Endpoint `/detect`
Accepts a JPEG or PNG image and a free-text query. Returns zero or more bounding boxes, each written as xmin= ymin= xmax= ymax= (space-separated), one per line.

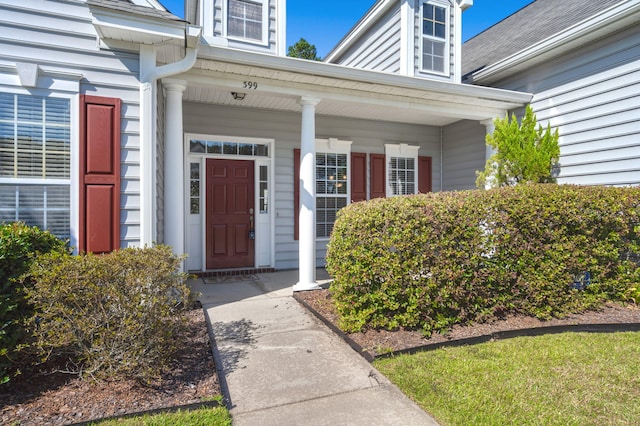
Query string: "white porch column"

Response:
xmin=294 ymin=96 xmax=321 ymax=291
xmin=162 ymin=79 xmax=187 ymax=260
xmin=481 ymin=118 xmax=497 ymax=162
xmin=480 ymin=117 xmax=499 ymax=189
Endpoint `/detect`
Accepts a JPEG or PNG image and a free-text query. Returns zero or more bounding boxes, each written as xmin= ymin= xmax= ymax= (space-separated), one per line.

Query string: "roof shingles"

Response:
xmin=462 ymin=0 xmax=624 ymax=80
xmin=87 ymin=0 xmax=183 ymax=22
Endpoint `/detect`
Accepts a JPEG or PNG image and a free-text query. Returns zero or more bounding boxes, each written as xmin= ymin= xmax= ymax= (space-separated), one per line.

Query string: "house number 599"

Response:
xmin=243 ymin=81 xmax=258 ymax=90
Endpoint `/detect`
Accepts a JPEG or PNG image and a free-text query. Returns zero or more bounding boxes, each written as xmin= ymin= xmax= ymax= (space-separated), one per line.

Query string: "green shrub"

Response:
xmin=0 ymin=222 xmax=68 ymax=384
xmin=326 ymin=185 xmax=640 ymax=335
xmin=24 ymin=245 xmax=191 ymax=381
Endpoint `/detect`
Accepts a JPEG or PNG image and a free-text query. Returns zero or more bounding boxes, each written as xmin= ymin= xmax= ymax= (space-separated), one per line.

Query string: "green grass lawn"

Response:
xmin=374 ymin=332 xmax=640 ymax=426
xmin=90 ymin=406 xmax=231 ymax=426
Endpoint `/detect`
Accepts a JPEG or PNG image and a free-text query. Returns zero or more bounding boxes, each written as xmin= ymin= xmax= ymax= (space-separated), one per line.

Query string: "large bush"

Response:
xmin=24 ymin=245 xmax=191 ymax=381
xmin=326 ymin=185 xmax=640 ymax=334
xmin=0 ymin=222 xmax=68 ymax=384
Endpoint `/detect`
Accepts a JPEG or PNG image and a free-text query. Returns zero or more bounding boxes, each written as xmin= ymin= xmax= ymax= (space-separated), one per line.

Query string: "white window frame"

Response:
xmin=419 ymin=0 xmax=450 ymax=76
xmin=315 ymin=138 xmax=352 ymax=240
xmin=385 ymin=144 xmax=419 ymax=197
xmin=223 ymin=0 xmax=269 ymax=46
xmin=0 ymin=85 xmax=78 ymax=247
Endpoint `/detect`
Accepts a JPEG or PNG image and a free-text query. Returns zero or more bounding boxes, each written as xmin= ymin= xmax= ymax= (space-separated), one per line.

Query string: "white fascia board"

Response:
xmin=276 ymin=0 xmax=287 ymax=55
xmin=471 ymin=0 xmax=640 ymax=84
xmin=324 ymin=0 xmax=396 ymax=63
xmin=198 ymin=44 xmax=532 ymax=105
xmin=91 ymin=8 xmax=186 ymax=45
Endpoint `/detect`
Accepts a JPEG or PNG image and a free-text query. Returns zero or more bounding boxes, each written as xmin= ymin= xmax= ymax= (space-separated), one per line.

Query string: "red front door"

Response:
xmin=206 ymin=159 xmax=255 ymax=269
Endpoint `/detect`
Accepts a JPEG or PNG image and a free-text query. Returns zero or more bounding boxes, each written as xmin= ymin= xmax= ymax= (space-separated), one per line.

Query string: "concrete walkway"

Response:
xmin=190 ymin=269 xmax=439 ymax=426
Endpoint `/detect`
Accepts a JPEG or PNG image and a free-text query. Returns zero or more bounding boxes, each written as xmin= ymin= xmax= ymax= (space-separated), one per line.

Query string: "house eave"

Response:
xmin=194 ymin=44 xmax=532 ymax=124
xmin=201 ymin=44 xmax=531 ymax=104
xmin=467 ymin=0 xmax=640 ymax=85
xmin=89 ymin=5 xmax=187 ymax=46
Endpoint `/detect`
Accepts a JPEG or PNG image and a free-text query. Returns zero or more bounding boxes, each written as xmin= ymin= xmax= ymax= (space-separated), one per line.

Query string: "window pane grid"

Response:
xmin=389 ymin=156 xmax=416 ymax=196
xmin=0 ymin=92 xmax=70 ymax=240
xmin=0 ymin=184 xmax=70 ymax=239
xmin=0 ymin=93 xmax=70 ymax=179
xmin=422 ymin=2 xmax=447 ymax=73
xmin=259 ymin=165 xmax=268 ymax=214
xmin=316 ymin=197 xmax=347 ymax=238
xmin=190 ymin=162 xmax=200 ymax=214
xmin=189 ymin=139 xmax=269 ymax=157
xmin=316 ymin=153 xmax=348 ymax=238
xmin=228 ymin=0 xmax=263 ymax=41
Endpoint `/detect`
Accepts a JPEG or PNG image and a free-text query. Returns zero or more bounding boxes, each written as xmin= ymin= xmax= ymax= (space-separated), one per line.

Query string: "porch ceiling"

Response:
xmin=176 ymin=45 xmax=532 ymax=127
xmin=182 ymin=85 xmax=466 ymax=127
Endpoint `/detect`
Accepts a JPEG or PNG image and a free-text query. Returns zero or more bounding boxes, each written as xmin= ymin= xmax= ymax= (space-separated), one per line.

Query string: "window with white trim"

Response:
xmin=420 ymin=0 xmax=449 ymax=74
xmin=385 ymin=144 xmax=419 ymax=197
xmin=0 ymin=92 xmax=71 ymax=239
xmin=226 ymin=0 xmax=267 ymax=43
xmin=315 ymin=139 xmax=351 ymax=239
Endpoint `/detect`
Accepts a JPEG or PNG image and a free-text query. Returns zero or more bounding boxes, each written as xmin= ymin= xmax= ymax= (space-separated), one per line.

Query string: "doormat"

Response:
xmin=203 ymin=274 xmax=259 ymax=284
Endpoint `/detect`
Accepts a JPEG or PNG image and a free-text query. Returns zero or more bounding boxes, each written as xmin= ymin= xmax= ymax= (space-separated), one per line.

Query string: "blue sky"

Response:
xmin=161 ymin=0 xmax=534 ymax=58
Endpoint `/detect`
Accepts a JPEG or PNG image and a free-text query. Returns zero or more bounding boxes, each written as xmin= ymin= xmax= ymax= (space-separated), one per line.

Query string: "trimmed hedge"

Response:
xmin=24 ymin=246 xmax=191 ymax=381
xmin=326 ymin=185 xmax=640 ymax=335
xmin=0 ymin=223 xmax=68 ymax=384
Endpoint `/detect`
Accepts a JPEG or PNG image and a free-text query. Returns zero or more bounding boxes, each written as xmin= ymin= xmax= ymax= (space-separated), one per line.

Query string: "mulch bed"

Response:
xmin=295 ymin=289 xmax=640 ymax=360
xmin=1 ymin=306 xmax=220 ymax=426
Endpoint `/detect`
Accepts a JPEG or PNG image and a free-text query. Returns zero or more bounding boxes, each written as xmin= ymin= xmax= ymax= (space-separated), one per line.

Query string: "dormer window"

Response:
xmin=420 ymin=0 xmax=449 ymax=75
xmin=226 ymin=0 xmax=268 ymax=44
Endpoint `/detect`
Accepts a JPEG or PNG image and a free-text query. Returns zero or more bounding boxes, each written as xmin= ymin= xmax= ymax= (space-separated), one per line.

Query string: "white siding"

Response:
xmin=0 ymin=0 xmax=142 ymax=247
xmin=441 ymin=120 xmax=485 ymax=191
xmin=490 ymin=25 xmax=640 ymax=187
xmin=332 ymin=6 xmax=402 ymax=73
xmin=183 ymin=103 xmax=441 ymax=269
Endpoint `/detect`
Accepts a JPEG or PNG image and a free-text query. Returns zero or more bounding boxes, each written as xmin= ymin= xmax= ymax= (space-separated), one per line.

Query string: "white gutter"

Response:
xmin=139 ymin=25 xmax=202 ymax=246
xmin=470 ymin=0 xmax=640 ymax=84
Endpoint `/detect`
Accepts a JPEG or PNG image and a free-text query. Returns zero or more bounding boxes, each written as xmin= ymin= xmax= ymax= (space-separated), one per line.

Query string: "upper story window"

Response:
xmin=226 ymin=0 xmax=268 ymax=44
xmin=420 ymin=0 xmax=449 ymax=75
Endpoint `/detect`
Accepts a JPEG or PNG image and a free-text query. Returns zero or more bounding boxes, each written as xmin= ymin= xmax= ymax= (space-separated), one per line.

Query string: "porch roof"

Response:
xmin=176 ymin=44 xmax=532 ymax=127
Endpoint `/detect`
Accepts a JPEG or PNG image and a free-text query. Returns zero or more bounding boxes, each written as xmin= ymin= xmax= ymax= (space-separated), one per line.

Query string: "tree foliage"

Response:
xmin=476 ymin=105 xmax=560 ymax=189
xmin=287 ymin=38 xmax=321 ymax=61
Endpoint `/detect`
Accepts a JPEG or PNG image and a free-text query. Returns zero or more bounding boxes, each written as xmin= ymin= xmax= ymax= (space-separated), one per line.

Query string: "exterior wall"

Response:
xmin=183 ymin=102 xmax=441 ymax=269
xmin=441 ymin=119 xmax=485 ymax=191
xmin=0 ymin=0 xmax=141 ymax=248
xmin=213 ymin=0 xmax=278 ymax=54
xmin=331 ymin=5 xmax=402 ymax=74
xmin=488 ymin=25 xmax=640 ymax=186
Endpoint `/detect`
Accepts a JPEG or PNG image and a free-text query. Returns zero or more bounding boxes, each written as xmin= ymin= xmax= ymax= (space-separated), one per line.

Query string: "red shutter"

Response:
xmin=79 ymin=95 xmax=121 ymax=253
xmin=351 ymin=152 xmax=366 ymax=202
xmin=418 ymin=156 xmax=433 ymax=193
xmin=370 ymin=153 xmax=386 ymax=199
xmin=293 ymin=148 xmax=300 ymax=241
